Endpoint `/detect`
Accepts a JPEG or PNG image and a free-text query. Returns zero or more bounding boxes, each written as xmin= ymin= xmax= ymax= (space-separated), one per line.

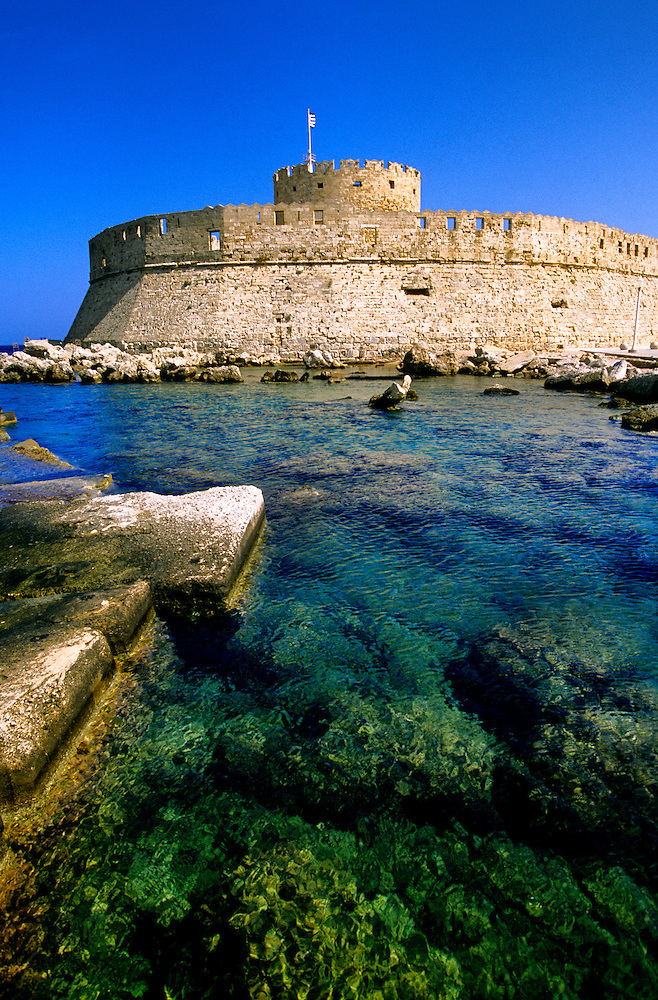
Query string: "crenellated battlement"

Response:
xmin=273 ymin=159 xmax=420 ymax=213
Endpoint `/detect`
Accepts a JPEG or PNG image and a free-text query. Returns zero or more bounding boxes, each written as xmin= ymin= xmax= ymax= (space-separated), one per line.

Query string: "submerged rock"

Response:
xmin=9 ymin=439 xmax=73 ymax=468
xmin=483 ymin=384 xmax=520 ymax=396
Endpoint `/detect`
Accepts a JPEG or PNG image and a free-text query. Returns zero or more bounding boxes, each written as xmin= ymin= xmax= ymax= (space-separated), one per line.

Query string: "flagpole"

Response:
xmin=307 ymin=108 xmax=313 ymax=171
xmin=306 ymin=109 xmax=316 ymax=171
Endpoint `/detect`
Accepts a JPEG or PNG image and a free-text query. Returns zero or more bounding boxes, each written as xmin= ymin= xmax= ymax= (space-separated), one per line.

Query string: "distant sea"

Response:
xmin=2 ymin=372 xmax=658 ymax=998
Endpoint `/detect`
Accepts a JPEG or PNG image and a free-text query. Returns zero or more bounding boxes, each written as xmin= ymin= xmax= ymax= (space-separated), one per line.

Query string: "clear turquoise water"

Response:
xmin=2 ymin=372 xmax=658 ymax=999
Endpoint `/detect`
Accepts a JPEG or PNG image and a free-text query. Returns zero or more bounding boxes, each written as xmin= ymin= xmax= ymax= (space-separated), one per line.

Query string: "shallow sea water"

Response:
xmin=2 ymin=371 xmax=658 ymax=998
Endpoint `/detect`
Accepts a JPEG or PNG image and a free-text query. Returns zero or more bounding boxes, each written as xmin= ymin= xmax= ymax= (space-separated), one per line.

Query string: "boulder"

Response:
xmin=620 ymin=403 xmax=658 ymax=432
xmin=399 ymin=346 xmax=459 ymax=376
xmin=369 ymin=375 xmax=412 ymax=410
xmin=303 ymin=349 xmax=334 ymax=368
xmin=612 ymin=373 xmax=658 ymax=404
xmin=545 ymin=365 xmax=610 ymax=393
xmin=196 ymin=365 xmax=243 ymax=384
xmin=498 ymin=349 xmax=536 ymax=375
xmin=608 ymin=359 xmax=628 ymax=384
xmin=261 ymin=369 xmax=300 ymax=383
xmin=0 ymin=410 xmax=17 ymax=425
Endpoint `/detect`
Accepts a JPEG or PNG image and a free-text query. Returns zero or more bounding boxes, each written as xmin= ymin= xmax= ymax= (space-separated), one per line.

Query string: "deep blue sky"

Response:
xmin=3 ymin=0 xmax=658 ymax=343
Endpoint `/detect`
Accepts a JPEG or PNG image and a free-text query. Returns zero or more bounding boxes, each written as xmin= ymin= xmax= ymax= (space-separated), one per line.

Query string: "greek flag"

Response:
xmin=308 ymin=110 xmax=316 ymax=128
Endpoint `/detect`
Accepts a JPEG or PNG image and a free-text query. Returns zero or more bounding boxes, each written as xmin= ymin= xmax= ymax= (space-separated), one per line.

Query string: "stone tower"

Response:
xmin=273 ymin=159 xmax=421 ymax=213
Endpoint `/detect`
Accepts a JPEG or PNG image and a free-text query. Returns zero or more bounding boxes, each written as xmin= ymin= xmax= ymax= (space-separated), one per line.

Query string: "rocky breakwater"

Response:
xmin=0 ymin=446 xmax=265 ymax=801
xmin=399 ymin=344 xmax=550 ymax=379
xmin=0 ymin=340 xmax=243 ymax=385
xmin=542 ymin=351 xmax=658 ymax=431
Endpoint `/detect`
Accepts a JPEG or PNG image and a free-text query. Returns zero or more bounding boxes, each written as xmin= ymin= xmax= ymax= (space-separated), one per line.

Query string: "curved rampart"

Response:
xmin=67 ymin=166 xmax=658 ymax=358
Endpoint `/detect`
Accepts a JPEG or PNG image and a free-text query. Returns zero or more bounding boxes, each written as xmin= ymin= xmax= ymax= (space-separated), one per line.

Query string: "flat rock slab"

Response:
xmin=0 ymin=485 xmax=265 ymax=613
xmin=0 ymin=581 xmax=152 ymax=653
xmin=0 ymin=583 xmax=153 ymax=799
xmin=0 ymin=473 xmax=113 ymax=507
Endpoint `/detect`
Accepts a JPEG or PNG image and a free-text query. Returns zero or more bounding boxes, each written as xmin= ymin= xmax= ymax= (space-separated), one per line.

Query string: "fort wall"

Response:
xmin=67 ymin=160 xmax=658 ymax=358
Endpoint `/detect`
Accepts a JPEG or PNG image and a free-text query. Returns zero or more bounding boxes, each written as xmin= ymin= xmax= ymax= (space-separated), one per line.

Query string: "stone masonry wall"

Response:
xmin=68 ymin=159 xmax=658 ymax=358
xmin=70 ymin=258 xmax=658 ymax=361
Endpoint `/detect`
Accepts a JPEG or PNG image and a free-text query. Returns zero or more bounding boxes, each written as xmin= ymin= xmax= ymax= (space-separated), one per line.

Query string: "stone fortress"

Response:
xmin=66 ymin=158 xmax=658 ymax=361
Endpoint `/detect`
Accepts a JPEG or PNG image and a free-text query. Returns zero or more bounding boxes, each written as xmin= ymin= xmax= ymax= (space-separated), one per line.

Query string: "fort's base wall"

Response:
xmin=67 ymin=260 xmax=658 ymax=360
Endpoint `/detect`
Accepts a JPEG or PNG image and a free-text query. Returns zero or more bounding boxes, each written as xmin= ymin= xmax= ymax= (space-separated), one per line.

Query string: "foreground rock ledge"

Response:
xmin=0 ymin=582 xmax=152 ymax=800
xmin=0 ymin=485 xmax=266 ymax=613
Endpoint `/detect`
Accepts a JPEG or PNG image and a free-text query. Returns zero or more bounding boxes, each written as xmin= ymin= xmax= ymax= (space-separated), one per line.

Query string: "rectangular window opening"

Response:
xmin=136 ymin=225 xmax=141 ymax=237
xmin=618 ymin=241 xmax=623 ymax=253
xmin=447 ymin=217 xmax=456 ymax=230
xmin=160 ymin=218 xmax=167 ymax=235
xmin=209 ymin=231 xmax=221 ymax=250
xmin=645 ymin=246 xmax=649 ymax=257
xmin=503 ymin=218 xmax=512 ymax=231
xmin=292 ymin=186 xmax=296 ymax=192
xmin=627 ymin=242 xmax=631 ymax=254
xmin=317 ymin=182 xmax=323 ymax=189
xmin=635 ymin=244 xmax=639 ymax=256
xmin=122 ymin=230 xmax=127 ymax=241
xmin=353 ymin=181 xmax=362 ymax=187
xmin=419 ymin=217 xmax=426 ymax=229
xmin=257 ymin=211 xmax=261 ymax=223
xmin=599 ymin=238 xmax=604 ymax=249
xmin=404 ymin=287 xmax=430 ymax=296
xmin=314 ymin=209 xmax=324 ymax=225
xmin=275 ymin=211 xmax=285 ymax=225
xmin=389 ymin=180 xmax=395 ymax=189
xmin=476 ymin=218 xmax=484 ymax=230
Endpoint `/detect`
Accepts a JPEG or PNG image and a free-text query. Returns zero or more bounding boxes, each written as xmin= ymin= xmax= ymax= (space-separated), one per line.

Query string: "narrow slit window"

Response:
xmin=476 ymin=218 xmax=484 ymax=230
xmin=275 ymin=211 xmax=285 ymax=225
xmin=257 ymin=211 xmax=261 ymax=223
xmin=627 ymin=243 xmax=631 ymax=254
xmin=136 ymin=225 xmax=141 ymax=237
xmin=160 ymin=218 xmax=167 ymax=235
xmin=599 ymin=238 xmax=604 ymax=249
xmin=447 ymin=217 xmax=456 ymax=230
xmin=645 ymin=246 xmax=649 ymax=257
xmin=209 ymin=230 xmax=221 ymax=249
xmin=122 ymin=230 xmax=126 ymax=241
xmin=503 ymin=218 xmax=512 ymax=231
xmin=635 ymin=244 xmax=639 ymax=256
xmin=619 ymin=241 xmax=623 ymax=253
xmin=419 ymin=217 xmax=427 ymax=229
